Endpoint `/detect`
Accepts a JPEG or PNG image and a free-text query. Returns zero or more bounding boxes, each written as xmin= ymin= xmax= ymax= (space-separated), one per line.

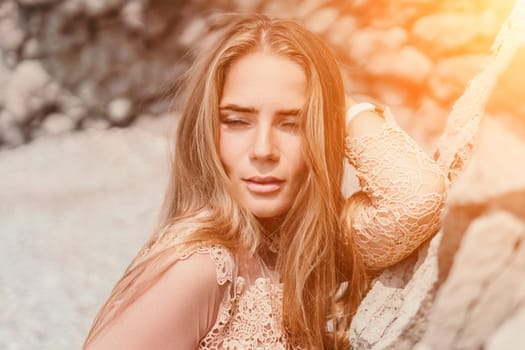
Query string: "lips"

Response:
xmin=243 ymin=176 xmax=284 ymax=194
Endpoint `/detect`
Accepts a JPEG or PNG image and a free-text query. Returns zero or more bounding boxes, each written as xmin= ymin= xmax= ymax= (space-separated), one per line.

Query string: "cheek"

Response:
xmin=290 ymin=142 xmax=309 ymax=181
xmin=218 ymin=133 xmax=237 ymax=175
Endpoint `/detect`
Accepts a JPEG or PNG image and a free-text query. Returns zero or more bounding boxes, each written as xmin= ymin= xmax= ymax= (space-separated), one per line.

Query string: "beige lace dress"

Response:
xmin=166 ymin=108 xmax=447 ymax=349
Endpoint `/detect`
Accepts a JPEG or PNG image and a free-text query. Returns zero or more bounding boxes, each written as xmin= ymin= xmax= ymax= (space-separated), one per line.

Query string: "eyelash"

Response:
xmin=220 ymin=116 xmax=300 ymax=131
xmin=221 ymin=118 xmax=250 ymax=127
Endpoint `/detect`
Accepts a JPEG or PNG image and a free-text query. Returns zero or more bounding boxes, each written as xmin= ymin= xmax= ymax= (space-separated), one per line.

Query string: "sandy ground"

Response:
xmin=0 ymin=118 xmax=174 ymax=350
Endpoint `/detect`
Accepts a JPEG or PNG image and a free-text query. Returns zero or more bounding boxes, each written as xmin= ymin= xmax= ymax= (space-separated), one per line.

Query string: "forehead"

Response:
xmin=220 ymin=52 xmax=307 ymax=111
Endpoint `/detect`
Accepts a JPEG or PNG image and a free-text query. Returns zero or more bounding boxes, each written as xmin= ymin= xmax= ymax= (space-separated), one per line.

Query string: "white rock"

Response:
xmin=77 ymin=81 xmax=98 ymax=107
xmin=412 ymin=97 xmax=448 ymax=151
xmin=417 ymin=211 xmax=525 ymax=349
xmin=367 ymin=46 xmax=432 ymax=84
xmin=305 ymin=7 xmax=339 ymax=34
xmin=82 ymin=117 xmax=110 ymax=130
xmin=347 ymin=27 xmax=408 ymax=62
xmin=41 ymin=113 xmax=75 ymax=136
xmin=57 ymin=0 xmax=85 ymax=18
xmin=485 ymin=305 xmax=525 ymax=350
xmin=446 ymin=116 xmax=525 ymax=206
xmin=429 ymin=54 xmax=489 ymax=102
xmin=178 ymin=17 xmax=208 ymax=47
xmin=84 ymin=0 xmax=124 ymax=17
xmin=21 ymin=38 xmax=41 ymax=59
xmin=58 ymin=93 xmax=86 ymax=123
xmin=0 ymin=11 xmax=25 ymax=52
xmin=292 ymin=0 xmax=327 ymax=18
xmin=326 ymin=16 xmax=357 ymax=48
xmin=412 ymin=13 xmax=478 ymax=54
xmin=120 ymin=1 xmax=144 ymax=32
xmin=232 ymin=0 xmax=262 ymax=13
xmin=108 ymin=98 xmax=132 ymax=124
xmin=16 ymin=0 xmax=60 ymax=5
xmin=5 ymin=60 xmax=53 ymax=122
xmin=0 ymin=52 xmax=12 ymax=107
xmin=0 ymin=110 xmax=24 ymax=147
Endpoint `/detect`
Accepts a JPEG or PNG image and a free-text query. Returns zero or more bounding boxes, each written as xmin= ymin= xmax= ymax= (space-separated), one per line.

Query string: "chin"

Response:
xmin=248 ymin=203 xmax=289 ymax=219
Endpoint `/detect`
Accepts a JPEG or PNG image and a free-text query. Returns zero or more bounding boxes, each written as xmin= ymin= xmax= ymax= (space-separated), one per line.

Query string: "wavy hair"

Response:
xmin=84 ymin=13 xmax=368 ymax=349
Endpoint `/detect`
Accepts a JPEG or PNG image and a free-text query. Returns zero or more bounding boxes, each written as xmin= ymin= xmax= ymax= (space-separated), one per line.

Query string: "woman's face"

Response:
xmin=219 ymin=51 xmax=308 ymax=220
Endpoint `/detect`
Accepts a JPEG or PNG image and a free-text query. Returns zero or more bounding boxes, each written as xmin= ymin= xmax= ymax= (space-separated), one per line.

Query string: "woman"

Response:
xmin=83 ymin=13 xmax=446 ymax=349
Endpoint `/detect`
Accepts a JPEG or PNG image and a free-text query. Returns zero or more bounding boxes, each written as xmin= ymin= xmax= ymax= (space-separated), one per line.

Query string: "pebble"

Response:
xmin=412 ymin=12 xmax=478 ymax=54
xmin=41 ymin=113 xmax=76 ymax=136
xmin=5 ymin=60 xmax=53 ymax=123
xmin=107 ymin=97 xmax=132 ymax=124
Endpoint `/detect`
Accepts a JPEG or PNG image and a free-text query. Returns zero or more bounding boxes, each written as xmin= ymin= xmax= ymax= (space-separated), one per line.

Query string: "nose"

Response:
xmin=250 ymin=123 xmax=279 ymax=161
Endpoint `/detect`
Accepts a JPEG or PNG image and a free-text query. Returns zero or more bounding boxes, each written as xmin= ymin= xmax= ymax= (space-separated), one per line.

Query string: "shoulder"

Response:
xmin=91 ymin=245 xmax=236 ymax=349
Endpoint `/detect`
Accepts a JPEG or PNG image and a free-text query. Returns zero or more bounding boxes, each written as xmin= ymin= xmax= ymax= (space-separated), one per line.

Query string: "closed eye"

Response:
xmin=279 ymin=119 xmax=301 ymax=132
xmin=220 ymin=117 xmax=251 ymax=129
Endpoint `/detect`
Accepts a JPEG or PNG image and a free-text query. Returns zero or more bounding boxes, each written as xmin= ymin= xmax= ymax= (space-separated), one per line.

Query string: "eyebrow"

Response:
xmin=219 ymin=104 xmax=301 ymax=117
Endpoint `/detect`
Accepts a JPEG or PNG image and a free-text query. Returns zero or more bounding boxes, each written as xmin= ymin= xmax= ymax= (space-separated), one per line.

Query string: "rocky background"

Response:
xmin=1 ymin=0 xmax=524 ymax=349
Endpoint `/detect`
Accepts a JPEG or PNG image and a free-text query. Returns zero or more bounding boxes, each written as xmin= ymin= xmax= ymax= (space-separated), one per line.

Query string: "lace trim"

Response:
xmin=179 ymin=245 xmax=234 ymax=286
xmin=345 ymin=108 xmax=446 ymax=269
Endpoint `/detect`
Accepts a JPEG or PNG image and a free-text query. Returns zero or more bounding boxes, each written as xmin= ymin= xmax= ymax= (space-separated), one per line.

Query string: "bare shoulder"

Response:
xmin=86 ymin=246 xmax=234 ymax=350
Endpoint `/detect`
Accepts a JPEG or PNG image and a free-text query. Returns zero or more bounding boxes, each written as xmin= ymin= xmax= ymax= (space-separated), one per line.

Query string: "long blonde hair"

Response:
xmin=84 ymin=13 xmax=368 ymax=349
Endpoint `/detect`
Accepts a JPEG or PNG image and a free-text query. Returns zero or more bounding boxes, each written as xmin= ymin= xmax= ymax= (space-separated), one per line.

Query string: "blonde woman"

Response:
xmin=83 ymin=13 xmax=446 ymax=349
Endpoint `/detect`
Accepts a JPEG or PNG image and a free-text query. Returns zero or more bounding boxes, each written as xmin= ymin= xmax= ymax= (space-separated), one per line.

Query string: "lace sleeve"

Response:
xmin=345 ymin=108 xmax=447 ymax=270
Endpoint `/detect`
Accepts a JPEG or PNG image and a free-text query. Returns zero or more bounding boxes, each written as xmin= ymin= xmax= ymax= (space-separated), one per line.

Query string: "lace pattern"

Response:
xmin=180 ymin=246 xmax=234 ymax=286
xmin=345 ymin=108 xmax=447 ymax=269
xmin=192 ymin=246 xmax=300 ymax=349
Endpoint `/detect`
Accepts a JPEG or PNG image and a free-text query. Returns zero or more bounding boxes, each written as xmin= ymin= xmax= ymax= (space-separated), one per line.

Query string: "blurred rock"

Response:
xmin=21 ymin=38 xmax=41 ymax=59
xmin=5 ymin=60 xmax=57 ymax=123
xmin=326 ymin=16 xmax=357 ymax=48
xmin=487 ymin=47 xmax=525 ymax=116
xmin=437 ymin=116 xmax=525 ymax=282
xmin=231 ymin=0 xmax=263 ymax=13
xmin=178 ymin=17 xmax=208 ymax=47
xmin=445 ymin=116 xmax=525 ymax=213
xmin=0 ymin=3 xmax=24 ymax=52
xmin=57 ymin=0 xmax=85 ymax=18
xmin=120 ymin=0 xmax=145 ymax=32
xmin=412 ymin=97 xmax=448 ymax=150
xmin=0 ymin=54 xmax=12 ymax=107
xmin=107 ymin=97 xmax=133 ymax=124
xmin=429 ymin=54 xmax=488 ymax=102
xmin=347 ymin=27 xmax=408 ymax=62
xmin=81 ymin=116 xmax=110 ymax=130
xmin=304 ymin=6 xmax=339 ymax=34
xmin=485 ymin=305 xmax=525 ymax=350
xmin=0 ymin=110 xmax=25 ymax=147
xmin=57 ymin=92 xmax=86 ymax=121
xmin=417 ymin=211 xmax=525 ymax=349
xmin=412 ymin=13 xmax=478 ymax=55
xmin=367 ymin=46 xmax=432 ymax=84
xmin=84 ymin=0 xmax=125 ymax=17
xmin=290 ymin=0 xmax=326 ymax=19
xmin=40 ymin=113 xmax=75 ymax=136
xmin=15 ymin=0 xmax=60 ymax=5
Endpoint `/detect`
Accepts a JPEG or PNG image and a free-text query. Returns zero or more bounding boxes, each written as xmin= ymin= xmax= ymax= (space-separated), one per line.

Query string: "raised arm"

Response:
xmin=345 ymin=105 xmax=447 ymax=270
xmin=85 ymin=248 xmax=231 ymax=350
